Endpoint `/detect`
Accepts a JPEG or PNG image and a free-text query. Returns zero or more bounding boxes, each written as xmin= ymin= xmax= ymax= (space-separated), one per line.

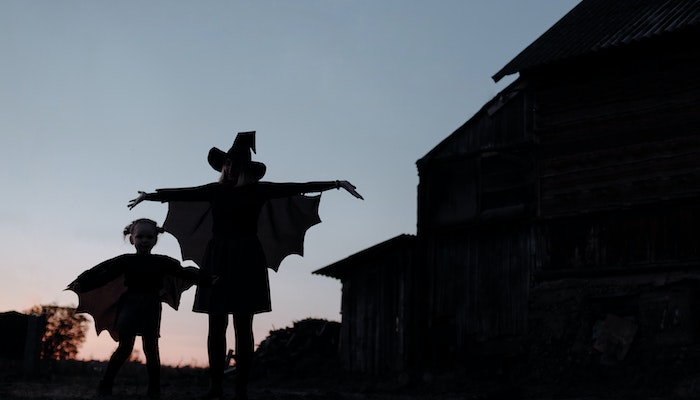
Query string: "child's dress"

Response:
xmin=69 ymin=253 xmax=201 ymax=340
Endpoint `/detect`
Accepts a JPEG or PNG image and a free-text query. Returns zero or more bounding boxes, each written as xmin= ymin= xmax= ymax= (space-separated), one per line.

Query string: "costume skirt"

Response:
xmin=115 ymin=292 xmax=162 ymax=338
xmin=193 ymin=234 xmax=271 ymax=315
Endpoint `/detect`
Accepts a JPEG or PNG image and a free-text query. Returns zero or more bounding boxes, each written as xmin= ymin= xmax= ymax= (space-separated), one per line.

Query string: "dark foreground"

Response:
xmin=3 ymin=359 xmax=699 ymax=400
xmin=0 ymin=360 xmax=484 ymax=400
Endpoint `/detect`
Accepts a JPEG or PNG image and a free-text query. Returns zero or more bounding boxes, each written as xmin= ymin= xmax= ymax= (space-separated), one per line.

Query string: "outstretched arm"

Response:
xmin=128 ymin=183 xmax=217 ymax=209
xmin=260 ymin=180 xmax=363 ymax=200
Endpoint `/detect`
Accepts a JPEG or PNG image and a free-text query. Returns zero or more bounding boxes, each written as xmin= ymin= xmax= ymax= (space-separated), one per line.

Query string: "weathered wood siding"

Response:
xmin=424 ymin=85 xmax=531 ymax=161
xmin=418 ymin=87 xmax=536 ymax=232
xmin=533 ymin=42 xmax=700 ymax=218
xmin=418 ymin=157 xmax=478 ymax=229
xmin=336 ymin=241 xmax=418 ymax=375
xmin=416 ymin=83 xmax=537 ymax=367
xmin=539 ymin=203 xmax=700 ymax=276
xmin=424 ymin=223 xmax=532 ymax=366
xmin=524 ymin=34 xmax=700 ymax=278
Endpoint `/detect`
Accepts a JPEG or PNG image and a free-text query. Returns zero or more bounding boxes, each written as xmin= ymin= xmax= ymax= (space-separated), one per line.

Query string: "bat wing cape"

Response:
xmin=163 ymin=195 xmax=322 ymax=272
xmin=67 ymin=263 xmax=197 ymax=341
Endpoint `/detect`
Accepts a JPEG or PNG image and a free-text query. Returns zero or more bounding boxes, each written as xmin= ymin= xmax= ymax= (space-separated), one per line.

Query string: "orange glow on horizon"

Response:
xmin=76 ymin=321 xmax=273 ymax=368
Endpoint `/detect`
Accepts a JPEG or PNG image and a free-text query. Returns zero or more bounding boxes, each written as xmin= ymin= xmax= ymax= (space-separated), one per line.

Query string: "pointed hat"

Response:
xmin=207 ymin=131 xmax=266 ymax=180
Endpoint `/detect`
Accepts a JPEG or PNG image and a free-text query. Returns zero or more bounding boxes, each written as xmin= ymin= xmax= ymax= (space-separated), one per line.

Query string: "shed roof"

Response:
xmin=313 ymin=234 xmax=416 ymax=279
xmin=492 ymin=0 xmax=700 ymax=82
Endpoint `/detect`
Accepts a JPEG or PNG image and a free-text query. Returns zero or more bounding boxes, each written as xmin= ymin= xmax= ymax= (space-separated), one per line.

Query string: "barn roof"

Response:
xmin=313 ymin=234 xmax=416 ymax=279
xmin=492 ymin=0 xmax=700 ymax=82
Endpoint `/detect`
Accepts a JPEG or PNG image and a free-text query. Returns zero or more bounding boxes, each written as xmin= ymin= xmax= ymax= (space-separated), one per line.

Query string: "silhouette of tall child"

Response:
xmin=128 ymin=131 xmax=362 ymax=400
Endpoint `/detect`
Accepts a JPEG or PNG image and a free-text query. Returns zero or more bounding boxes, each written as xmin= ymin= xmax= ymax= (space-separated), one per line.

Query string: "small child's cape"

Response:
xmin=67 ymin=264 xmax=197 ymax=342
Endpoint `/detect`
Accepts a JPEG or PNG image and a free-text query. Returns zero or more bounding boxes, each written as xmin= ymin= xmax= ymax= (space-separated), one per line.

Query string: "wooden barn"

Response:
xmin=318 ymin=0 xmax=700 ymax=380
xmin=421 ymin=0 xmax=700 ymax=375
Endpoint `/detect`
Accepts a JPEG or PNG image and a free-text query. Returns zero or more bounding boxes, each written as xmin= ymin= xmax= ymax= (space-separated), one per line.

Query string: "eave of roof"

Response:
xmin=492 ymin=0 xmax=700 ymax=82
xmin=313 ymin=234 xmax=417 ymax=279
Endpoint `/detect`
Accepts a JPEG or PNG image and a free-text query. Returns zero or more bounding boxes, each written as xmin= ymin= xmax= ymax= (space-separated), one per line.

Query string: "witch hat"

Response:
xmin=207 ymin=131 xmax=266 ymax=181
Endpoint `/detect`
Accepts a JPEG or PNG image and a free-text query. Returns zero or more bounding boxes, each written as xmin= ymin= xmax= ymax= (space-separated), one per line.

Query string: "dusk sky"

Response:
xmin=1 ymin=0 xmax=579 ymax=366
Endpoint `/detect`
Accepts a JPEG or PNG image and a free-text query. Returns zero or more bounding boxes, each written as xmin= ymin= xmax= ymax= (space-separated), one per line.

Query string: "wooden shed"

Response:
xmin=0 ymin=311 xmax=46 ymax=375
xmin=314 ymin=235 xmax=419 ymax=376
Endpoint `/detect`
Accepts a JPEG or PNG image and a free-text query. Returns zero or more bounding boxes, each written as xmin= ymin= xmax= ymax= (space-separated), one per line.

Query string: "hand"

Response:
xmin=128 ymin=191 xmax=147 ymax=209
xmin=338 ymin=180 xmax=364 ymax=200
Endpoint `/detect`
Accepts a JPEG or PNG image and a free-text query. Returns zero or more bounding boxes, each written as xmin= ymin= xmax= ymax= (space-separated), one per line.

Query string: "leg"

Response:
xmin=232 ymin=313 xmax=254 ymax=400
xmin=205 ymin=313 xmax=228 ymax=399
xmin=100 ymin=334 xmax=136 ymax=395
xmin=142 ymin=336 xmax=161 ymax=398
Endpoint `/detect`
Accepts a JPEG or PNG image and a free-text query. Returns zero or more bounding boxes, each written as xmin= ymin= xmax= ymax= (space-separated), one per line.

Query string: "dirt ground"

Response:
xmin=0 ymin=375 xmax=488 ymax=400
xmin=0 ymin=377 xmax=605 ymax=400
xmin=2 ymin=316 xmax=694 ymax=400
xmin=0 ymin=360 xmax=485 ymax=400
xmin=0 ymin=361 xmax=675 ymax=400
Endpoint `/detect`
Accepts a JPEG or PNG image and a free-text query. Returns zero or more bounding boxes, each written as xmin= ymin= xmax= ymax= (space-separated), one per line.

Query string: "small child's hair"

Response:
xmin=123 ymin=218 xmax=166 ymax=239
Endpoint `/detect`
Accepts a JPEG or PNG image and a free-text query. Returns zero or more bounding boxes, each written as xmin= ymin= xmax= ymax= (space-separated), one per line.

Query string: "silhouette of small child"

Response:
xmin=68 ymin=218 xmax=206 ymax=398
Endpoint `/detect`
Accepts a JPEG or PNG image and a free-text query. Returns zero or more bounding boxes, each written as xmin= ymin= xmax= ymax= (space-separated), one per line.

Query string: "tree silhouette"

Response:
xmin=25 ymin=304 xmax=89 ymax=361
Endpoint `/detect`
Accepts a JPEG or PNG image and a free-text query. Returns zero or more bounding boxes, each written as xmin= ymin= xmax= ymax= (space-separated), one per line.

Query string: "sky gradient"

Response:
xmin=1 ymin=0 xmax=579 ymax=366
